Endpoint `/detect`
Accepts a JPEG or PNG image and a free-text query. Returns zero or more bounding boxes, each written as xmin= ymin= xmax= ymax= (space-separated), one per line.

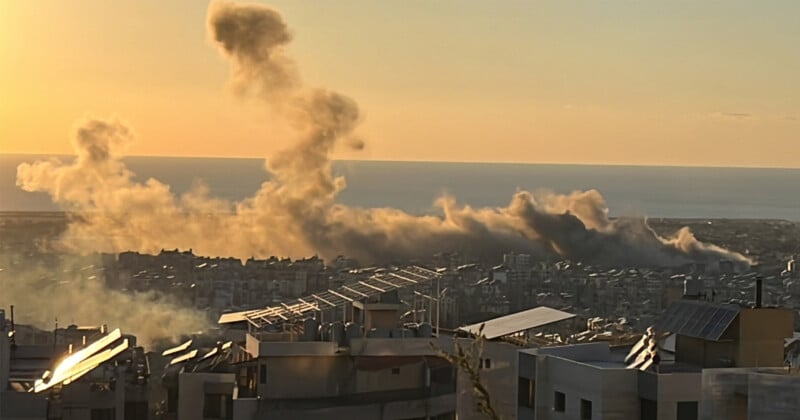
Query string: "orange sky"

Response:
xmin=1 ymin=1 xmax=798 ymax=167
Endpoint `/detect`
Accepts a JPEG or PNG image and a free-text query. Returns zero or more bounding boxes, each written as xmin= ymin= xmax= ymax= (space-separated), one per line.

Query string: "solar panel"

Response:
xmin=654 ymin=300 xmax=739 ymax=341
xmin=162 ymin=339 xmax=192 ymax=356
xmin=219 ymin=266 xmax=442 ymax=329
xmin=33 ymin=330 xmax=129 ymax=393
xmin=170 ymin=349 xmax=198 ymax=365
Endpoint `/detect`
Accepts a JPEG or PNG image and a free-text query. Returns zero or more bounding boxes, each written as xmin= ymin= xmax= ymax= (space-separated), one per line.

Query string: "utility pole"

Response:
xmin=436 ymin=275 xmax=441 ymax=337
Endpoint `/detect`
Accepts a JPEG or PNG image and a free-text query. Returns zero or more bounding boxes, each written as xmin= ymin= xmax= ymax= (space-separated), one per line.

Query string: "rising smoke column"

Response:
xmin=16 ymin=0 xmax=752 ymax=272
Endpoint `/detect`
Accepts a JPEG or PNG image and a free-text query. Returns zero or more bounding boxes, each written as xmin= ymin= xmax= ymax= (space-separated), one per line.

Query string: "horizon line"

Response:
xmin=4 ymin=152 xmax=800 ymax=171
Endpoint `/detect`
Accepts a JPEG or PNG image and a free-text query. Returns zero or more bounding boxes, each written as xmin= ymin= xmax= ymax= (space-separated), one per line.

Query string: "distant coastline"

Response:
xmin=3 ymin=154 xmax=799 ymax=221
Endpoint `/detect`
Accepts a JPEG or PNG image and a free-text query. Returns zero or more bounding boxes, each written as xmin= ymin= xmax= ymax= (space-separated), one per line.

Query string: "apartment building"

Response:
xmin=517 ymin=284 xmax=795 ymax=420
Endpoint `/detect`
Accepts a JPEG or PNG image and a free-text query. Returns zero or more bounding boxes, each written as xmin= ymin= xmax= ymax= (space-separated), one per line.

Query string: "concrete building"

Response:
xmin=517 ymin=292 xmax=795 ymax=420
xmin=1 ymin=309 xmax=149 ymax=420
xmin=235 ymin=326 xmax=457 ymax=420
xmin=213 ymin=266 xmax=574 ymax=420
xmin=701 ymin=367 xmax=800 ymax=419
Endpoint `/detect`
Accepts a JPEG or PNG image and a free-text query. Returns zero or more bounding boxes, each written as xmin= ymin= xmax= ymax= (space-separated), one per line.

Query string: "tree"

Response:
xmin=432 ymin=324 xmax=501 ymax=420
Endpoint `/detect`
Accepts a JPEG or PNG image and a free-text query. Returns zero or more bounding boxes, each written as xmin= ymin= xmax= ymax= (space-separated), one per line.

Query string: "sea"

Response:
xmin=1 ymin=154 xmax=798 ymax=221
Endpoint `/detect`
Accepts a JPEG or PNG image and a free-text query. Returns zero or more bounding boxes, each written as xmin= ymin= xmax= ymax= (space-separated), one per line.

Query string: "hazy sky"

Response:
xmin=1 ymin=1 xmax=798 ymax=167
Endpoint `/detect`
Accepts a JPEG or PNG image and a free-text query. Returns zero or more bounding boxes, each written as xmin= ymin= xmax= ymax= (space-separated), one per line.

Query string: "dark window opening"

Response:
xmin=517 ymin=377 xmax=535 ymax=408
xmin=641 ymin=398 xmax=657 ymax=420
xmin=392 ymin=367 xmax=401 ymax=375
xmin=554 ymin=391 xmax=566 ymax=412
xmin=581 ymin=399 xmax=592 ymax=420
xmin=259 ymin=364 xmax=267 ymax=384
xmin=676 ymin=401 xmax=698 ymax=420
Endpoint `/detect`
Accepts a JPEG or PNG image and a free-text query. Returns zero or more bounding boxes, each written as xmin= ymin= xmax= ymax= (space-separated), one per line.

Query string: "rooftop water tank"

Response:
xmin=331 ymin=321 xmax=345 ymax=346
xmin=417 ymin=322 xmax=433 ymax=338
xmin=302 ymin=318 xmax=320 ymax=341
xmin=345 ymin=322 xmax=361 ymax=339
xmin=320 ymin=323 xmax=331 ymax=342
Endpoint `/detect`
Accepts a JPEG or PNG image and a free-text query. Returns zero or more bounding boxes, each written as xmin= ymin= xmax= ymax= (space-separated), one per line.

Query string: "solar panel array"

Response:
xmin=243 ymin=266 xmax=441 ymax=329
xmin=33 ymin=328 xmax=130 ymax=393
xmin=654 ymin=300 xmax=739 ymax=341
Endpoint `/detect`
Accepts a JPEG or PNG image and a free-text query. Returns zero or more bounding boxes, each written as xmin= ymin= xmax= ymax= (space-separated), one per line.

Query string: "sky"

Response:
xmin=1 ymin=1 xmax=798 ymax=167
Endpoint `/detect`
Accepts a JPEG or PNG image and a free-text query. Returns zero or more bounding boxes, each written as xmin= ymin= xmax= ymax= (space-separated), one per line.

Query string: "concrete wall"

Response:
xmin=59 ymin=382 xmax=126 ymax=420
xmin=0 ymin=325 xmax=8 ymax=393
xmin=246 ymin=333 xmax=339 ymax=357
xmin=456 ymin=340 xmax=519 ymax=420
xmin=536 ymin=342 xmax=610 ymax=361
xmin=525 ymin=343 xmax=642 ymax=420
xmin=0 ymin=392 xmax=47 ymax=420
xmin=350 ymin=337 xmax=446 ymax=356
xmin=241 ymin=393 xmax=455 ymax=420
xmin=736 ymin=308 xmax=793 ymax=368
xmin=654 ymin=371 xmax=702 ymax=420
xmin=747 ymin=371 xmax=800 ymax=419
xmin=701 ymin=368 xmax=800 ymax=420
xmin=258 ymin=355 xmax=352 ymax=399
xmin=178 ymin=372 xmax=235 ymax=420
xmin=599 ymin=369 xmax=640 ymax=420
xmin=365 ymin=308 xmax=402 ymax=331
xmin=355 ymin=361 xmax=426 ymax=394
xmin=675 ymin=336 xmax=705 ymax=366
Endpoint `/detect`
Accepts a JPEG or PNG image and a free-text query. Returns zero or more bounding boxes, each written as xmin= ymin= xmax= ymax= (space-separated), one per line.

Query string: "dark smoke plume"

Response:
xmin=16 ymin=0 xmax=752 ymax=273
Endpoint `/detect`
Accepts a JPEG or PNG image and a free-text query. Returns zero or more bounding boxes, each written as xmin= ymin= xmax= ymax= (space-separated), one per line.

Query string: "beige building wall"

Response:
xmin=178 ymin=372 xmax=235 ymax=420
xmin=456 ymin=339 xmax=520 ymax=420
xmin=355 ymin=361 xmax=426 ymax=394
xmin=257 ymin=356 xmax=351 ymax=399
xmin=736 ymin=308 xmax=793 ymax=368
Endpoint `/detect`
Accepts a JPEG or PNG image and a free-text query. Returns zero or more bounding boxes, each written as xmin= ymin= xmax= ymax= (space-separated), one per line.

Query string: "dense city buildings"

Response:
xmin=1 ymin=213 xmax=799 ymax=419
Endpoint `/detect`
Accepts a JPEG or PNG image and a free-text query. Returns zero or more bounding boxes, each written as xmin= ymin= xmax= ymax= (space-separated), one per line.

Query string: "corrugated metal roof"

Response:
xmin=459 ymin=306 xmax=576 ymax=340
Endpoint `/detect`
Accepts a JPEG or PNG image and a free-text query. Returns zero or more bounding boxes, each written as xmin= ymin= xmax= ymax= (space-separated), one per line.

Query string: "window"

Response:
xmin=517 ymin=377 xmax=535 ymax=408
xmin=581 ymin=399 xmax=592 ymax=420
xmin=481 ymin=358 xmax=492 ymax=369
xmin=553 ymin=391 xmax=566 ymax=412
xmin=259 ymin=364 xmax=267 ymax=384
xmin=676 ymin=401 xmax=698 ymax=420
xmin=392 ymin=367 xmax=401 ymax=375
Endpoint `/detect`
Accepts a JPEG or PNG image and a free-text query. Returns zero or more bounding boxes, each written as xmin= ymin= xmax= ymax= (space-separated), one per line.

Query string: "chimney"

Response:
xmin=755 ymin=276 xmax=763 ymax=308
xmin=9 ymin=305 xmax=15 ymax=346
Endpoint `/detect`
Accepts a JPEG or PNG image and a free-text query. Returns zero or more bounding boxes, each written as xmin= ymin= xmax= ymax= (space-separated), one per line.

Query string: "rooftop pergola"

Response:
xmin=218 ymin=265 xmax=442 ymax=329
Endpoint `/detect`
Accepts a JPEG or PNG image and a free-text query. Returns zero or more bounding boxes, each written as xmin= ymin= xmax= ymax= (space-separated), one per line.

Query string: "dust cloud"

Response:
xmin=16 ymin=1 xmax=752 ymax=273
